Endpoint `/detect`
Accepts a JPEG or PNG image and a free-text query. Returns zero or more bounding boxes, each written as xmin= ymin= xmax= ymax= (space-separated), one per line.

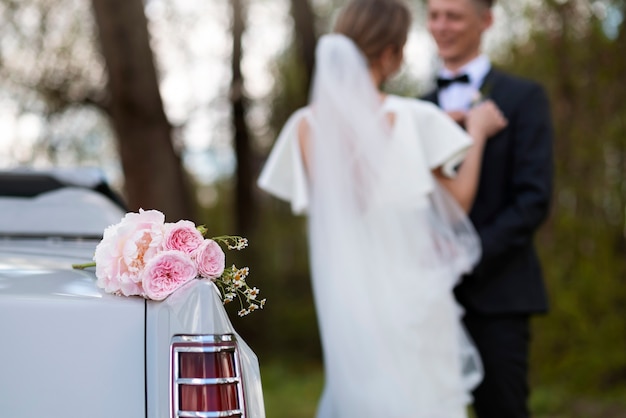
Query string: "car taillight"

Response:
xmin=171 ymin=334 xmax=246 ymax=418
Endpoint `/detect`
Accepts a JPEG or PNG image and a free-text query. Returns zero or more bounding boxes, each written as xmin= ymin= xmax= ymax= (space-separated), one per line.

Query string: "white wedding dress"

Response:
xmin=258 ymin=35 xmax=483 ymax=418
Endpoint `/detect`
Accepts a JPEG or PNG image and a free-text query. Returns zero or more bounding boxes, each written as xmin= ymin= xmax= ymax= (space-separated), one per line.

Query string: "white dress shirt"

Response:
xmin=438 ymin=55 xmax=491 ymax=112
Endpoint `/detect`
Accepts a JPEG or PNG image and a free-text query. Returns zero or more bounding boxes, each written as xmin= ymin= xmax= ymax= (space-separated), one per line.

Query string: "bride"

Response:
xmin=258 ymin=0 xmax=507 ymax=416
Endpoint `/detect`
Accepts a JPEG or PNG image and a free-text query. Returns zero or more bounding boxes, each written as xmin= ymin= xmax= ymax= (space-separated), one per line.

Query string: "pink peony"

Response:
xmin=141 ymin=250 xmax=198 ymax=300
xmin=194 ymin=239 xmax=226 ymax=279
xmin=163 ymin=220 xmax=204 ymax=254
xmin=94 ymin=209 xmax=166 ymax=296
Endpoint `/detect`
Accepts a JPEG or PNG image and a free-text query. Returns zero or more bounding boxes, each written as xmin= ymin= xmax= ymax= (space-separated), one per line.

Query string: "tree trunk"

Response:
xmin=231 ymin=0 xmax=255 ymax=234
xmin=290 ymin=0 xmax=317 ymax=92
xmin=91 ymin=0 xmax=194 ymax=221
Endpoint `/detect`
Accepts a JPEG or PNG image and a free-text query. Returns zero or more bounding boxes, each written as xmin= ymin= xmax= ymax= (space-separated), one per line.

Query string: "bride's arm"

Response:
xmin=435 ymin=100 xmax=507 ymax=212
xmin=298 ymin=118 xmax=312 ymax=174
xmin=434 ymin=131 xmax=487 ymax=212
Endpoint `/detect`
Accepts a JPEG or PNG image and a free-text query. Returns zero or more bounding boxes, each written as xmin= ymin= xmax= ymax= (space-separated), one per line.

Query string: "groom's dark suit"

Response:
xmin=423 ymin=68 xmax=553 ymax=418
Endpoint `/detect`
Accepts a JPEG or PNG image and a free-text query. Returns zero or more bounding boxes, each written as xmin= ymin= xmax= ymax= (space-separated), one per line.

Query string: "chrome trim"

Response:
xmin=176 ymin=377 xmax=240 ymax=385
xmin=175 ymin=346 xmax=237 ymax=353
xmin=178 ymin=411 xmax=242 ymax=417
xmin=173 ymin=335 xmax=235 ymax=344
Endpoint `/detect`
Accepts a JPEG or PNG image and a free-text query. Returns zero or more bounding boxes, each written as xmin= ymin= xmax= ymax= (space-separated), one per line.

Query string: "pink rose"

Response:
xmin=194 ymin=239 xmax=225 ymax=279
xmin=164 ymin=220 xmax=204 ymax=254
xmin=94 ymin=209 xmax=165 ymax=296
xmin=141 ymin=250 xmax=198 ymax=300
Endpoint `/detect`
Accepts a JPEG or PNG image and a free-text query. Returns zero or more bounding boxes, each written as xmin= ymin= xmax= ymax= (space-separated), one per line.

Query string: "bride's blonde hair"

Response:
xmin=333 ymin=0 xmax=411 ymax=65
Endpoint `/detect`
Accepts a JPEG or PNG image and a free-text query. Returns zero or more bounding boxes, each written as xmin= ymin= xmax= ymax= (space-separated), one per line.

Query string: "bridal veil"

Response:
xmin=260 ymin=34 xmax=483 ymax=417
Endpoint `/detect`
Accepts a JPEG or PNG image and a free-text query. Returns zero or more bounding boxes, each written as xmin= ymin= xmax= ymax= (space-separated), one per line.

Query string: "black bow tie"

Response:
xmin=436 ymin=74 xmax=470 ymax=89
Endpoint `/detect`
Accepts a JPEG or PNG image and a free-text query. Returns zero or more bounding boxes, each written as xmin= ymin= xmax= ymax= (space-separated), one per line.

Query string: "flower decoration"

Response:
xmin=73 ymin=209 xmax=264 ymax=316
xmin=470 ymin=80 xmax=493 ymax=108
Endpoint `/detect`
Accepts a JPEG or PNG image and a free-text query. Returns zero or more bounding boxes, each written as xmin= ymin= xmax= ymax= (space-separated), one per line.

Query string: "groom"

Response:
xmin=422 ymin=0 xmax=553 ymax=417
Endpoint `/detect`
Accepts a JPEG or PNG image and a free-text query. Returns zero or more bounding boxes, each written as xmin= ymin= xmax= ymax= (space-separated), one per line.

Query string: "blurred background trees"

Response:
xmin=0 ymin=0 xmax=625 ymax=415
xmin=91 ymin=0 xmax=194 ymax=220
xmin=0 ymin=0 xmax=112 ymax=168
xmin=499 ymin=0 xmax=626 ymax=406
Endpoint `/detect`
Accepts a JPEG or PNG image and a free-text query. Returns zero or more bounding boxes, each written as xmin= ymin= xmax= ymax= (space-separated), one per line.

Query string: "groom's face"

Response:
xmin=427 ymin=0 xmax=493 ymax=70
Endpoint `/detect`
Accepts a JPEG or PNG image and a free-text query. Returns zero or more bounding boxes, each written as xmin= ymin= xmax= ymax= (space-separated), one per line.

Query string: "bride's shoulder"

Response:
xmin=278 ymin=107 xmax=311 ymax=136
xmin=385 ymin=95 xmax=443 ymax=116
xmin=284 ymin=107 xmax=311 ymax=124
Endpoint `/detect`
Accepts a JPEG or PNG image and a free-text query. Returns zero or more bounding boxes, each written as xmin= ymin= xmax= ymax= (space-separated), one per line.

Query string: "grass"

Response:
xmin=530 ymin=385 xmax=626 ymax=418
xmin=260 ymin=359 xmax=323 ymax=418
xmin=259 ymin=359 xmax=626 ymax=418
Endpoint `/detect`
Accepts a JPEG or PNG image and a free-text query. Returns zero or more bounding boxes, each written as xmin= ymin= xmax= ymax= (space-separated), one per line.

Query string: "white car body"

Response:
xmin=0 ymin=172 xmax=265 ymax=418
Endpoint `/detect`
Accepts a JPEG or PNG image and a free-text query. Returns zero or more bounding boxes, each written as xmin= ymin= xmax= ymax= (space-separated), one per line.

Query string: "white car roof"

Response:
xmin=0 ymin=187 xmax=124 ymax=237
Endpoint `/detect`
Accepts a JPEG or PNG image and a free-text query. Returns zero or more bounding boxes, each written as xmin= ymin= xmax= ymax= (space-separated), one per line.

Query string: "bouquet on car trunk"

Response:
xmin=73 ymin=209 xmax=264 ymax=316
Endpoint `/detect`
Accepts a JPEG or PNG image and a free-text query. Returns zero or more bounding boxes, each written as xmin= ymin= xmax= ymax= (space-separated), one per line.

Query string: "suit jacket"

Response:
xmin=423 ymin=68 xmax=553 ymax=315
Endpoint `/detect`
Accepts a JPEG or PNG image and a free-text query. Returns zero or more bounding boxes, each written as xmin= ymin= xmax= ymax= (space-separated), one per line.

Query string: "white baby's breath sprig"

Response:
xmin=207 ymin=236 xmax=265 ymax=316
xmin=214 ymin=264 xmax=265 ymax=316
xmin=211 ymin=235 xmax=249 ymax=250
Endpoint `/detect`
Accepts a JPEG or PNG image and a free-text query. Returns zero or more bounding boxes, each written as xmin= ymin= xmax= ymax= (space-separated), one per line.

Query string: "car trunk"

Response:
xmin=0 ymin=241 xmax=147 ymax=418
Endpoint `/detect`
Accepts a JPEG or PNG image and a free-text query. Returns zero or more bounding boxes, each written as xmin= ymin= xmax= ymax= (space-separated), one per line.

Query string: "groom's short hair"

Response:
xmin=473 ymin=0 xmax=495 ymax=8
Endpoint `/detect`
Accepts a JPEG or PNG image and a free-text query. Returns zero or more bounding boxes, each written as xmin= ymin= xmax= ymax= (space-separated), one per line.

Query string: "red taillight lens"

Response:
xmin=171 ymin=334 xmax=245 ymax=418
xmin=179 ymin=350 xmax=235 ymax=379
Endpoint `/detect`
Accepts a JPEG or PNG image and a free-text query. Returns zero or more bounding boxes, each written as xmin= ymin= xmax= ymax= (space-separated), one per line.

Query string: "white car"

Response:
xmin=0 ymin=169 xmax=265 ymax=418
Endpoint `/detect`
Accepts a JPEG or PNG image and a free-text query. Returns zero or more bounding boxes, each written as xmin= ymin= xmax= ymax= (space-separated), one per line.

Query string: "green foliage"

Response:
xmin=196 ymin=179 xmax=322 ymax=362
xmin=499 ymin=1 xmax=626 ymax=398
xmin=266 ymin=45 xmax=310 ymax=145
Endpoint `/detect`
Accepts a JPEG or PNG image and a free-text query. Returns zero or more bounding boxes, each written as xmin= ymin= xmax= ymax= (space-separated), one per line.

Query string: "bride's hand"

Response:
xmin=446 ymin=110 xmax=466 ymax=126
xmin=465 ymin=100 xmax=508 ymax=141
